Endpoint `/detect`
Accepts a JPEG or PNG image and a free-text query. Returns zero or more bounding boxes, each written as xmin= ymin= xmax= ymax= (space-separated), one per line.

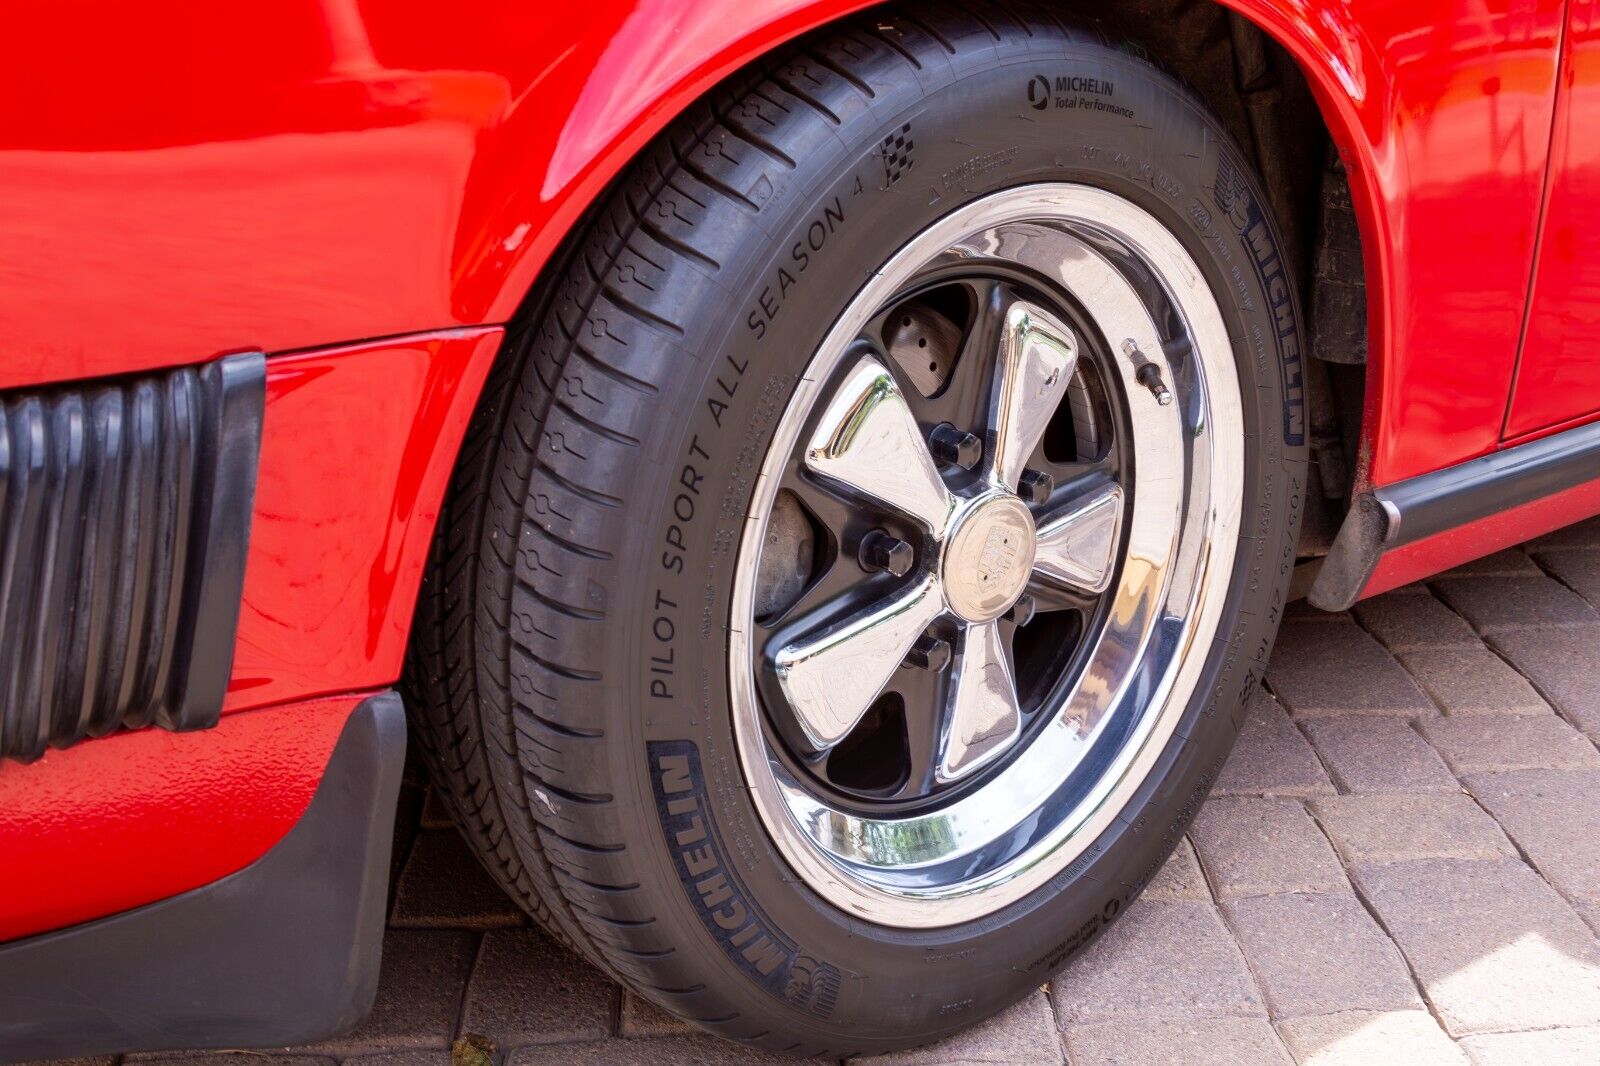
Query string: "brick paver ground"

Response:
xmin=60 ymin=524 xmax=1600 ymax=1065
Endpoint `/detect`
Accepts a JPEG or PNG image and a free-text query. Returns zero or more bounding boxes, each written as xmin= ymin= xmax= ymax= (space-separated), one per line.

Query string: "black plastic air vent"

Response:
xmin=0 ymin=352 xmax=265 ymax=763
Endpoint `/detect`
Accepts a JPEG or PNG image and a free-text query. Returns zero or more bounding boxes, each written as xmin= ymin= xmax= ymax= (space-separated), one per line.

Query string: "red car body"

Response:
xmin=2 ymin=0 xmax=1598 ymax=1052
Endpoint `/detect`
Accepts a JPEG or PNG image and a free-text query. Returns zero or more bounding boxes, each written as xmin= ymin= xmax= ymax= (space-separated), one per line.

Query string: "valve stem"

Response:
xmin=1123 ymin=339 xmax=1174 ymax=406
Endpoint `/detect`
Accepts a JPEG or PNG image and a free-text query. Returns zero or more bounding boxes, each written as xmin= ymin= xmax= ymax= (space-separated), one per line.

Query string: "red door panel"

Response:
xmin=1506 ymin=0 xmax=1600 ymax=438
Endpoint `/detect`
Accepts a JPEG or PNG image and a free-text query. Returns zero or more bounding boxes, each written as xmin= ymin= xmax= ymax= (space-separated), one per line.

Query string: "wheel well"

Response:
xmin=1049 ymin=0 xmax=1367 ymax=563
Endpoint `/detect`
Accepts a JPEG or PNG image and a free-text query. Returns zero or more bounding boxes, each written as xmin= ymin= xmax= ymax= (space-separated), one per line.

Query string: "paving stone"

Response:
xmin=1528 ymin=515 xmax=1600 ymax=550
xmin=1466 ymin=769 xmax=1600 ymax=904
xmin=1141 ymin=837 xmax=1211 ymax=901
xmin=1276 ymin=1011 xmax=1466 ymax=1065
xmin=343 ymin=1054 xmax=450 ymax=1066
xmin=1310 ymin=794 xmax=1515 ymax=864
xmin=1534 ymin=547 xmax=1600 ymax=609
xmin=1222 ymin=892 xmax=1420 ymax=1017
xmin=1286 ymin=598 xmax=1350 ymax=624
xmin=861 ymin=990 xmax=1064 ymax=1064
xmin=1488 ymin=625 xmax=1600 ymax=734
xmin=1353 ymin=590 xmax=1479 ymax=653
xmin=1214 ymin=690 xmax=1335 ymax=798
xmin=1349 ymin=858 xmax=1600 ymax=1035
xmin=1434 ymin=575 xmax=1600 ymax=634
xmin=1440 ymin=549 xmax=1542 ymax=578
xmin=1580 ymin=900 xmax=1600 ymax=939
xmin=1189 ymin=798 xmax=1346 ymax=899
xmin=1301 ymin=717 xmax=1458 ymax=794
xmin=1397 ymin=646 xmax=1550 ymax=716
xmin=460 ymin=929 xmax=616 ymax=1048
xmin=619 ymin=991 xmax=697 ymax=1037
xmin=1459 ymin=1026 xmax=1600 ymax=1065
xmin=132 ymin=1058 xmax=332 ymax=1066
xmin=1051 ymin=901 xmax=1263 ymax=1022
xmin=297 ymin=929 xmax=478 ymax=1052
xmin=1063 ymin=1017 xmax=1290 ymax=1065
xmin=1419 ymin=714 xmax=1600 ymax=774
xmin=390 ymin=829 xmax=526 ymax=929
xmin=1267 ymin=621 xmax=1433 ymax=718
xmin=509 ymin=1037 xmax=786 ymax=1064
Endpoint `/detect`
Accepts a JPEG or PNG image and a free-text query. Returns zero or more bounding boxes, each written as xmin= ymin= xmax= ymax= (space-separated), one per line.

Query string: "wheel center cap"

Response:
xmin=942 ymin=493 xmax=1037 ymax=622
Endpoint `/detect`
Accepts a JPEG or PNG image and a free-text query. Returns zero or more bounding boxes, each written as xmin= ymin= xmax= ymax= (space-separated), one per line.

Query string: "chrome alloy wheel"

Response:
xmin=730 ymin=185 xmax=1244 ymax=926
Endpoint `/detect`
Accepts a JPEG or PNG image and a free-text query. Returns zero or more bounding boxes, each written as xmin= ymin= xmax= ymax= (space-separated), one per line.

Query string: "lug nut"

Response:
xmin=1018 ymin=468 xmax=1054 ymax=504
xmin=859 ymin=529 xmax=914 ymax=577
xmin=929 ymin=423 xmax=981 ymax=470
xmin=904 ymin=635 xmax=952 ymax=671
xmin=1005 ymin=593 xmax=1036 ymax=626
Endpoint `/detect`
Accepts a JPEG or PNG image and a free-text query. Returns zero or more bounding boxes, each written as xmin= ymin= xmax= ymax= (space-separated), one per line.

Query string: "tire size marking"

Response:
xmin=1078 ymin=144 xmax=1183 ymax=204
xmin=649 ymin=739 xmax=841 ymax=1017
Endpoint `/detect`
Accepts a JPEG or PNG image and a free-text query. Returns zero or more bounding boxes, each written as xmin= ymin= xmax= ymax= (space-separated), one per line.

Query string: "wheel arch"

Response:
xmin=453 ymin=0 xmax=1386 ymax=486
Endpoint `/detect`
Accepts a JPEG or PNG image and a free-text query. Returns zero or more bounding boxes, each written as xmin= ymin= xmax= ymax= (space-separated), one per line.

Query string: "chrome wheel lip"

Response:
xmin=730 ymin=184 xmax=1244 ymax=927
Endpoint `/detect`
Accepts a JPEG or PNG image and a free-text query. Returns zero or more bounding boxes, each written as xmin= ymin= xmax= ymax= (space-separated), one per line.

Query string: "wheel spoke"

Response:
xmin=772 ymin=575 xmax=945 ymax=753
xmin=988 ymin=300 xmax=1080 ymax=489
xmin=936 ymin=620 xmax=1021 ymax=782
xmin=805 ymin=354 xmax=955 ymax=536
xmin=1033 ymin=481 xmax=1124 ymax=595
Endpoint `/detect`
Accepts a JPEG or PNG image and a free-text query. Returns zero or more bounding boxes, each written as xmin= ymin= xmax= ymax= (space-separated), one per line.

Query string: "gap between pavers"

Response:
xmin=860 ymin=991 xmax=1064 ymax=1065
xmin=1221 ymin=891 xmax=1422 ymax=1018
xmin=459 ymin=928 xmax=617 ymax=1049
xmin=1465 ymin=768 xmax=1600 ymax=909
xmin=1433 ymin=575 xmax=1600 ymax=635
xmin=1396 ymin=645 xmax=1551 ymax=717
xmin=1214 ymin=690 xmax=1336 ymax=798
xmin=1050 ymin=900 xmax=1265 ymax=1024
xmin=1267 ymin=621 xmax=1434 ymax=718
xmin=1531 ymin=547 xmax=1600 ymax=609
xmin=1419 ymin=714 xmax=1600 ymax=774
xmin=1487 ymin=625 xmax=1600 ymax=737
xmin=1299 ymin=718 xmax=1457 ymax=794
xmin=1456 ymin=1026 xmax=1600 ymax=1066
xmin=1353 ymin=588 xmax=1479 ymax=654
xmin=1348 ymin=858 xmax=1600 ymax=1037
xmin=1275 ymin=1010 xmax=1465 ymax=1065
xmin=1062 ymin=1016 xmax=1292 ymax=1066
xmin=1308 ymin=793 xmax=1516 ymax=866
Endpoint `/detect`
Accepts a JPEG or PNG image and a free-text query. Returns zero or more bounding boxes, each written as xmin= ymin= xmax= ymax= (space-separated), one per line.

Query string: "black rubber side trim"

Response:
xmin=0 ymin=351 xmax=266 ymax=763
xmin=0 ymin=691 xmax=405 ymax=1063
xmin=1309 ymin=417 xmax=1600 ymax=609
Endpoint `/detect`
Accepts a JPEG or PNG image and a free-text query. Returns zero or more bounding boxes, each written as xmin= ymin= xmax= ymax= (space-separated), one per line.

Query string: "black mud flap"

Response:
xmin=0 ymin=691 xmax=405 ymax=1062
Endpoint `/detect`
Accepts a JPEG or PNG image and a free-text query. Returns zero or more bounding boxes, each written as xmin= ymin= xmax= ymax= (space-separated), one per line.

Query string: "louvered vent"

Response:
xmin=0 ymin=352 xmax=264 ymax=763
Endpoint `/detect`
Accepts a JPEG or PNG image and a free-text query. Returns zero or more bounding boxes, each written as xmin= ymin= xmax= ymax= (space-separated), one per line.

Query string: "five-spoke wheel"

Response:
xmin=764 ymin=298 xmax=1126 ymax=789
xmin=731 ymin=185 xmax=1242 ymax=925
